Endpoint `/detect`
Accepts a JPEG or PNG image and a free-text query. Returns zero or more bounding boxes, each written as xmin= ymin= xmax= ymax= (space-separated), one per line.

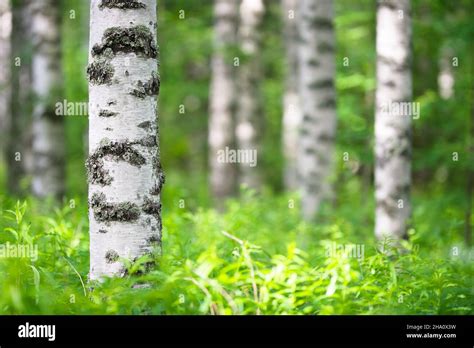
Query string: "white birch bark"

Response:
xmin=297 ymin=0 xmax=337 ymax=220
xmin=438 ymin=45 xmax=454 ymax=100
xmin=209 ymin=0 xmax=239 ymax=203
xmin=282 ymin=0 xmax=301 ymax=191
xmin=29 ymin=0 xmax=65 ymax=199
xmin=235 ymin=0 xmax=265 ymax=190
xmin=0 ymin=0 xmax=11 ymax=156
xmin=87 ymin=0 xmax=163 ymax=280
xmin=375 ymin=0 xmax=412 ymax=240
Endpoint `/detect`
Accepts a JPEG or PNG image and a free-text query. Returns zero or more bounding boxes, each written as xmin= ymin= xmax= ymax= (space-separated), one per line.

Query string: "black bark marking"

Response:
xmin=377 ymin=199 xmax=398 ymax=217
xmin=142 ymin=196 xmax=161 ymax=215
xmin=151 ymin=174 xmax=165 ymax=195
xmin=303 ymin=114 xmax=317 ymax=124
xmin=147 ymin=234 xmax=161 ymax=245
xmin=91 ymin=192 xmax=140 ymax=222
xmin=307 ymin=58 xmax=320 ymax=67
xmin=92 ymin=26 xmax=157 ymax=59
xmin=105 ymin=250 xmax=120 ymax=263
xmin=99 ymin=0 xmax=146 ymax=10
xmin=318 ymin=133 xmax=335 ymax=142
xmin=151 ymin=157 xmax=165 ymax=195
xmin=306 ymin=182 xmax=321 ymax=194
xmin=308 ymin=79 xmax=334 ymax=90
xmin=85 ymin=157 xmax=113 ymax=186
xmin=318 ymin=98 xmax=336 ymax=109
xmin=87 ymin=60 xmax=114 ymax=85
xmin=304 ymin=16 xmax=334 ymax=30
xmin=377 ymin=0 xmax=405 ymax=12
xmin=377 ymin=190 xmax=408 ymax=219
xmin=130 ymin=71 xmax=160 ymax=99
xmin=300 ymin=128 xmax=310 ymax=136
xmin=317 ymin=41 xmax=335 ymax=54
xmin=376 ymin=134 xmax=411 ymax=169
xmin=93 ymin=140 xmax=146 ymax=166
xmin=383 ymin=80 xmax=396 ymax=88
xmin=98 ymin=229 xmax=108 ymax=234
xmin=137 ymin=121 xmax=152 ymax=130
xmin=377 ymin=55 xmax=411 ymax=72
xmin=150 ymin=180 xmax=163 ymax=195
xmin=99 ymin=109 xmax=118 ymax=117
xmin=135 ymin=135 xmax=157 ymax=147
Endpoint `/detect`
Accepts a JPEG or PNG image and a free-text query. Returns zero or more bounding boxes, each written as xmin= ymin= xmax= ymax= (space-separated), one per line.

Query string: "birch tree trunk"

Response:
xmin=29 ymin=0 xmax=65 ymax=199
xmin=375 ymin=0 xmax=412 ymax=240
xmin=7 ymin=0 xmax=31 ymax=195
xmin=209 ymin=0 xmax=238 ymax=204
xmin=235 ymin=0 xmax=265 ymax=190
xmin=87 ymin=0 xmax=163 ymax=280
xmin=0 ymin=0 xmax=11 ymax=158
xmin=297 ymin=0 xmax=337 ymax=220
xmin=282 ymin=0 xmax=301 ymax=191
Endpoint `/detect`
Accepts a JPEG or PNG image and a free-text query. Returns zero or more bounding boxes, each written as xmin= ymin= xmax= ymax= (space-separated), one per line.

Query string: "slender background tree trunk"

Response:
xmin=235 ymin=0 xmax=265 ymax=190
xmin=87 ymin=0 xmax=163 ymax=280
xmin=7 ymin=0 xmax=31 ymax=195
xmin=29 ymin=0 xmax=65 ymax=199
xmin=209 ymin=0 xmax=239 ymax=205
xmin=374 ymin=0 xmax=412 ymax=240
xmin=0 ymin=0 xmax=11 ymax=161
xmin=297 ymin=0 xmax=337 ymax=220
xmin=282 ymin=0 xmax=301 ymax=191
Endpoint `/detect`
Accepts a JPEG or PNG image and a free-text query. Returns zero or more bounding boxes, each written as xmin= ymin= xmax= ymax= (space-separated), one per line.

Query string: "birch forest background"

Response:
xmin=0 ymin=0 xmax=473 ymax=315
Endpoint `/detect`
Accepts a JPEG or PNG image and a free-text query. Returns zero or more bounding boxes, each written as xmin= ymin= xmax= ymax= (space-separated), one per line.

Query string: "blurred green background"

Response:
xmin=0 ymin=0 xmax=472 ymax=314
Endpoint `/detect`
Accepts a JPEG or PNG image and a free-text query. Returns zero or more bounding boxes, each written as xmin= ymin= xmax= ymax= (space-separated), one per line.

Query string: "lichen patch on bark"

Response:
xmin=130 ymin=71 xmax=160 ymax=98
xmin=93 ymin=139 xmax=146 ymax=166
xmin=105 ymin=249 xmax=120 ymax=263
xmin=86 ymin=157 xmax=113 ymax=186
xmin=99 ymin=0 xmax=146 ymax=10
xmin=147 ymin=234 xmax=161 ymax=244
xmin=91 ymin=192 xmax=141 ymax=222
xmin=92 ymin=26 xmax=157 ymax=59
xmin=136 ymin=135 xmax=157 ymax=147
xmin=142 ymin=196 xmax=161 ymax=215
xmin=151 ymin=157 xmax=165 ymax=195
xmin=150 ymin=171 xmax=165 ymax=195
xmin=87 ymin=60 xmax=114 ymax=85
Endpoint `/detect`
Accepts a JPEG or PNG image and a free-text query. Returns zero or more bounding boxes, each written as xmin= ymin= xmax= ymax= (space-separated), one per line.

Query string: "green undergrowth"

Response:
xmin=0 ymin=188 xmax=472 ymax=315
